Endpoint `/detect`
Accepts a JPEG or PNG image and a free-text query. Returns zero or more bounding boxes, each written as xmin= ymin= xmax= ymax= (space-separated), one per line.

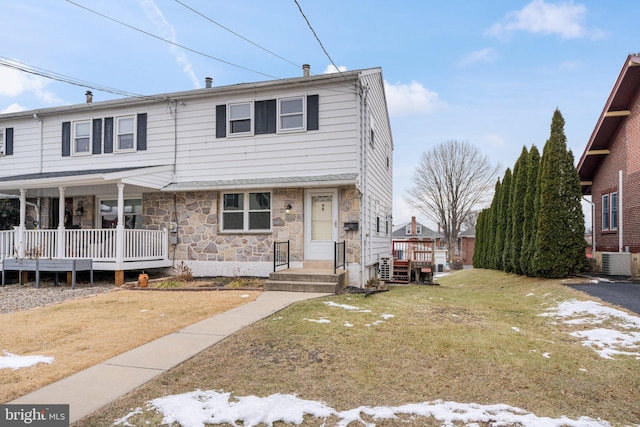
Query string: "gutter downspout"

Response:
xmin=619 ymin=170 xmax=624 ymax=252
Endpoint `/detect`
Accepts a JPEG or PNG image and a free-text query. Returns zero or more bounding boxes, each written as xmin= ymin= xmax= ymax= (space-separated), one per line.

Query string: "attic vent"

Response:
xmin=602 ymin=252 xmax=631 ymax=276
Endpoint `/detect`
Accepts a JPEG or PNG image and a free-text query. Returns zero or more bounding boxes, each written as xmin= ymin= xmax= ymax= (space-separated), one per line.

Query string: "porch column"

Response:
xmin=115 ymin=183 xmax=125 ymax=285
xmin=57 ymin=186 xmax=66 ymax=258
xmin=16 ymin=189 xmax=26 ymax=257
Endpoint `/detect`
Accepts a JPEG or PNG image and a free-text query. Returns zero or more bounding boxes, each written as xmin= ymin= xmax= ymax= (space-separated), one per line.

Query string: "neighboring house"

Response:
xmin=0 ymin=66 xmax=393 ymax=286
xmin=577 ymin=54 xmax=640 ymax=276
xmin=391 ymin=216 xmax=442 ymax=245
xmin=458 ymin=226 xmax=475 ymax=267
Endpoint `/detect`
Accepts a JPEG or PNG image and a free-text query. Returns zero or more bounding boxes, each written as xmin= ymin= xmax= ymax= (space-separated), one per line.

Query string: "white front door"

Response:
xmin=305 ymin=189 xmax=338 ymax=260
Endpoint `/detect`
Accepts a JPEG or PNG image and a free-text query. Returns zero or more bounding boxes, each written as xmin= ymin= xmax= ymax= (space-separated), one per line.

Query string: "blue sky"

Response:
xmin=1 ymin=0 xmax=637 ymax=230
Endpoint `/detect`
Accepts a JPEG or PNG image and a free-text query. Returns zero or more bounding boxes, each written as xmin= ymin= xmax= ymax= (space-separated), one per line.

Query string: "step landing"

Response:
xmin=266 ymin=268 xmax=347 ymax=294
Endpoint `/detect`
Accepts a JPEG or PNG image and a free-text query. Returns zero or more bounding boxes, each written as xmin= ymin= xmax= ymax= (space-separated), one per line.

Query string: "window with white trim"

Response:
xmin=222 ymin=191 xmax=271 ymax=231
xmin=279 ymin=96 xmax=304 ymax=131
xmin=0 ymin=128 xmax=4 ymax=155
xmin=73 ymin=120 xmax=91 ymax=154
xmin=116 ymin=116 xmax=135 ymax=151
xmin=229 ymin=102 xmax=252 ymax=135
xmin=99 ymin=198 xmax=142 ymax=229
xmin=602 ymin=192 xmax=618 ymax=231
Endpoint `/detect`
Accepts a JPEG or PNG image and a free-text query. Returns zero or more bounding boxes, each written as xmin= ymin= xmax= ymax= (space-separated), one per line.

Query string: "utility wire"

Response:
xmin=65 ymin=0 xmax=280 ymax=80
xmin=292 ymin=0 xmax=345 ymax=79
xmin=175 ymin=0 xmax=301 ymax=69
xmin=0 ymin=57 xmax=170 ymax=102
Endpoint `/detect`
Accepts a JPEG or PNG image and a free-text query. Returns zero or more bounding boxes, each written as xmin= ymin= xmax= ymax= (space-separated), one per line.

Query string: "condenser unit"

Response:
xmin=380 ymin=256 xmax=392 ymax=281
xmin=601 ymin=252 xmax=631 ymax=276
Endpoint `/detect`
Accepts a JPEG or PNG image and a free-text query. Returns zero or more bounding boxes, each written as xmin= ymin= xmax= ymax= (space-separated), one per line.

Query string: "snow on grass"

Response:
xmin=114 ymin=389 xmax=620 ymax=427
xmin=541 ymin=299 xmax=640 ymax=359
xmin=324 ymin=301 xmax=372 ymax=313
xmin=0 ymin=350 xmax=54 ymax=370
xmin=303 ymin=318 xmax=330 ymax=324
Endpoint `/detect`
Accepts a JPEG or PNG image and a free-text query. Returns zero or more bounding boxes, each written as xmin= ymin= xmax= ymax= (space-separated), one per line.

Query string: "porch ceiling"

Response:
xmin=0 ymin=165 xmax=174 ymax=194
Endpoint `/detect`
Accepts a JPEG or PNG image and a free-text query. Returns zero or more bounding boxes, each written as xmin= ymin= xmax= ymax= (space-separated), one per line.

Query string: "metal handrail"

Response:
xmin=273 ymin=240 xmax=290 ymax=272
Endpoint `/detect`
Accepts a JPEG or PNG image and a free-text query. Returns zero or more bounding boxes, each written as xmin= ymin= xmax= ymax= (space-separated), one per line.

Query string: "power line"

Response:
xmin=174 ymin=0 xmax=301 ymax=69
xmin=0 ymin=57 xmax=170 ymax=102
xmin=292 ymin=0 xmax=345 ymax=79
xmin=65 ymin=0 xmax=280 ymax=80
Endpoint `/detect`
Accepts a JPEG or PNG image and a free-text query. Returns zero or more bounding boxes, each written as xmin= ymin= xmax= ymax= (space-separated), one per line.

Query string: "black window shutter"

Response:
xmin=5 ymin=127 xmax=13 ymax=155
xmin=62 ymin=122 xmax=71 ymax=157
xmin=307 ymin=94 xmax=319 ymax=130
xmin=92 ymin=119 xmax=102 ymax=155
xmin=137 ymin=113 xmax=147 ymax=151
xmin=216 ymin=105 xmax=226 ymax=138
xmin=104 ymin=117 xmax=114 ymax=153
xmin=255 ymin=99 xmax=276 ymax=135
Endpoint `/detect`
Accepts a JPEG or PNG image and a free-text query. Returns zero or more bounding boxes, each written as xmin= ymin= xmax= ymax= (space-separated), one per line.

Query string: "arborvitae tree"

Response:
xmin=494 ymin=168 xmax=511 ymax=271
xmin=502 ymin=158 xmax=520 ymax=273
xmin=473 ymin=209 xmax=486 ymax=267
xmin=488 ymin=179 xmax=501 ymax=268
xmin=509 ymin=146 xmax=529 ymax=274
xmin=532 ymin=109 xmax=586 ymax=278
xmin=520 ymin=145 xmax=540 ymax=276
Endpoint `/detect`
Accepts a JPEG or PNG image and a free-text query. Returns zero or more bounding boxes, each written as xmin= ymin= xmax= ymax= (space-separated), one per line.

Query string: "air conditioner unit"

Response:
xmin=601 ymin=252 xmax=631 ymax=276
xmin=380 ymin=256 xmax=392 ymax=281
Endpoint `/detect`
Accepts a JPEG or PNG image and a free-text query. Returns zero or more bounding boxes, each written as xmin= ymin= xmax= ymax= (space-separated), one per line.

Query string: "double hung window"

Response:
xmin=117 ymin=116 xmax=135 ymax=151
xmin=279 ymin=97 xmax=304 ymax=131
xmin=222 ymin=192 xmax=271 ymax=231
xmin=99 ymin=198 xmax=142 ymax=229
xmin=229 ymin=102 xmax=252 ymax=135
xmin=602 ymin=192 xmax=618 ymax=231
xmin=74 ymin=121 xmax=91 ymax=154
xmin=0 ymin=128 xmax=4 ymax=154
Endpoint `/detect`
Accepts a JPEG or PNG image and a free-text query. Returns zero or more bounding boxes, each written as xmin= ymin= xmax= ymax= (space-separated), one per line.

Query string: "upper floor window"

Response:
xmin=229 ymin=102 xmax=252 ymax=135
xmin=0 ymin=128 xmax=4 ymax=155
xmin=221 ymin=191 xmax=271 ymax=232
xmin=279 ymin=97 xmax=304 ymax=131
xmin=117 ymin=116 xmax=135 ymax=151
xmin=216 ymin=95 xmax=318 ymax=139
xmin=405 ymin=225 xmax=422 ymax=235
xmin=602 ymin=192 xmax=618 ymax=231
xmin=73 ymin=121 xmax=91 ymax=155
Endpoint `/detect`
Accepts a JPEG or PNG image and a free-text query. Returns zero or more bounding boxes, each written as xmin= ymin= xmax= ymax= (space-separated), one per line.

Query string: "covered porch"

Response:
xmin=0 ymin=166 xmax=174 ymax=285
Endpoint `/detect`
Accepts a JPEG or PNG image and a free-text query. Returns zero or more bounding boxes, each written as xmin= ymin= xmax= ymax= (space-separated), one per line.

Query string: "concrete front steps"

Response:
xmin=266 ymin=261 xmax=347 ymax=294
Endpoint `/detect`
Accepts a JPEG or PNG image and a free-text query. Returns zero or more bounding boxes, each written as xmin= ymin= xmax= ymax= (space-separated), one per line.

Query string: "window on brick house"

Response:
xmin=602 ymin=192 xmax=618 ymax=231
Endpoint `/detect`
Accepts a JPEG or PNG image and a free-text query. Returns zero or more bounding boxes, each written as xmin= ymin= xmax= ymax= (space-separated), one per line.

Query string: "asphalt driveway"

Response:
xmin=568 ymin=278 xmax=640 ymax=315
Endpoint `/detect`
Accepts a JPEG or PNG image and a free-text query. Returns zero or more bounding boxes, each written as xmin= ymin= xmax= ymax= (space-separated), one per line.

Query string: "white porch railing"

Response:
xmin=0 ymin=228 xmax=168 ymax=265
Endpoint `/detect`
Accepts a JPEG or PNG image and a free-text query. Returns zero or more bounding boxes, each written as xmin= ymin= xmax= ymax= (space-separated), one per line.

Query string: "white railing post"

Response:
xmin=57 ymin=186 xmax=66 ymax=258
xmin=115 ymin=183 xmax=125 ymax=268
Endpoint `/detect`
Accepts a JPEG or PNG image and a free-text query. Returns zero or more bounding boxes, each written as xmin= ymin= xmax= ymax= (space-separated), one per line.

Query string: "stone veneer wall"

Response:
xmin=338 ymin=186 xmax=361 ymax=265
xmin=142 ymin=190 xmax=305 ymax=275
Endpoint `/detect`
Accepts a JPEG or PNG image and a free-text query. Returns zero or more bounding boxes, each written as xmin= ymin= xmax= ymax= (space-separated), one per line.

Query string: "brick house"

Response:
xmin=577 ymin=54 xmax=640 ymax=276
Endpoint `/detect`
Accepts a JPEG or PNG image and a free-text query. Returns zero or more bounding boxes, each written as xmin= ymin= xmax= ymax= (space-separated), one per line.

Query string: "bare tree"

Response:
xmin=406 ymin=140 xmax=500 ymax=259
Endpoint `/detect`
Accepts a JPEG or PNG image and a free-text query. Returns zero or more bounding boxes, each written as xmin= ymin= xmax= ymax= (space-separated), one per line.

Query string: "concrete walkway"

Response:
xmin=10 ymin=291 xmax=330 ymax=424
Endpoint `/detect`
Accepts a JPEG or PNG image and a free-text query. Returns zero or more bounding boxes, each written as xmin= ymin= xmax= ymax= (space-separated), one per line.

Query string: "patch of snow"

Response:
xmin=541 ymin=299 xmax=640 ymax=359
xmin=324 ymin=301 xmax=361 ymax=310
xmin=526 ymin=293 xmax=535 ymax=297
xmin=113 ymin=408 xmax=143 ymax=426
xmin=380 ymin=313 xmax=394 ymax=320
xmin=512 ymin=327 xmax=521 ymax=332
xmin=241 ymin=294 xmax=250 ymax=298
xmin=133 ymin=390 xmax=619 ymax=427
xmin=542 ymin=353 xmax=551 ymax=359
xmin=140 ymin=309 xmax=149 ymax=313
xmin=343 ymin=322 xmax=353 ymax=327
xmin=0 ymin=350 xmax=54 ymax=370
xmin=303 ymin=318 xmax=330 ymax=324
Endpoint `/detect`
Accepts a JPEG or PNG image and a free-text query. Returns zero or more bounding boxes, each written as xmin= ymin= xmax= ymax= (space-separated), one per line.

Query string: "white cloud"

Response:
xmin=137 ymin=0 xmax=200 ymax=89
xmin=1 ymin=103 xmax=26 ymax=114
xmin=323 ymin=64 xmax=348 ymax=74
xmin=0 ymin=62 xmax=60 ymax=108
xmin=485 ymin=0 xmax=602 ymax=39
xmin=486 ymin=133 xmax=507 ymax=149
xmin=384 ymin=80 xmax=443 ymax=116
xmin=459 ymin=48 xmax=499 ymax=66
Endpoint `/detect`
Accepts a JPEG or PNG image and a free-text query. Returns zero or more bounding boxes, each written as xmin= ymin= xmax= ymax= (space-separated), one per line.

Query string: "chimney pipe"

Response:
xmin=85 ymin=91 xmax=93 ymax=103
xmin=302 ymin=64 xmax=310 ymax=77
xmin=411 ymin=216 xmax=416 ymax=235
xmin=205 ymin=77 xmax=213 ymax=88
